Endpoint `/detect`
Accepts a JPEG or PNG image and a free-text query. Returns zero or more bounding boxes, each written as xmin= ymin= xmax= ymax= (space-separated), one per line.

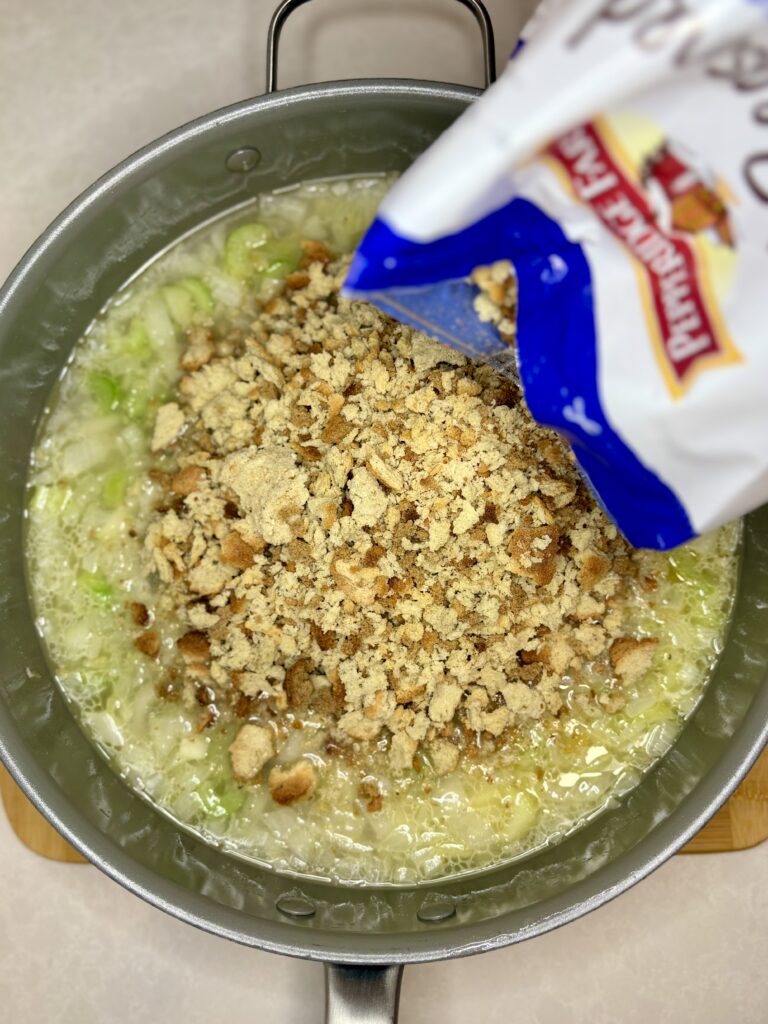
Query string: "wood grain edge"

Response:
xmin=0 ymin=764 xmax=86 ymax=863
xmin=681 ymin=746 xmax=768 ymax=854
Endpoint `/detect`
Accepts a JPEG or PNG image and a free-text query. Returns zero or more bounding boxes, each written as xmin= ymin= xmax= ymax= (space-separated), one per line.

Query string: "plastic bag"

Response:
xmin=345 ymin=0 xmax=768 ymax=549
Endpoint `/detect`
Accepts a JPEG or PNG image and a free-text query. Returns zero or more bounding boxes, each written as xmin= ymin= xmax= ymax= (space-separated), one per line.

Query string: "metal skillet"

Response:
xmin=1 ymin=1 xmax=768 ymax=1019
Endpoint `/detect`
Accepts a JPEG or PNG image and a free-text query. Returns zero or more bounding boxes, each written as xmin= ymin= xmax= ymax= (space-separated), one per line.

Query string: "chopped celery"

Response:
xmin=106 ymin=317 xmax=153 ymax=361
xmin=266 ymin=259 xmax=294 ymax=276
xmin=218 ymin=783 xmax=246 ymax=815
xmin=124 ymin=317 xmax=153 ymax=359
xmin=141 ymin=294 xmax=177 ymax=349
xmin=258 ymin=262 xmax=294 ymax=287
xmin=76 ymin=570 xmax=114 ymax=603
xmin=161 ymin=284 xmax=196 ymax=328
xmin=87 ymin=371 xmax=124 ymax=413
xmin=502 ymin=792 xmax=541 ymax=841
xmin=307 ymin=193 xmax=379 ymax=251
xmin=162 ymin=277 xmax=214 ymax=328
xmin=28 ymin=485 xmax=48 ymax=513
xmin=263 ymin=236 xmax=302 ymax=268
xmin=29 ymin=483 xmax=71 ymax=515
xmin=178 ymin=735 xmax=209 ymax=762
xmin=182 ymin=791 xmax=208 ymax=820
xmin=258 ymin=238 xmax=303 ymax=285
xmin=101 ymin=469 xmax=128 ymax=509
xmin=89 ymin=710 xmax=124 ymax=750
xmin=205 ymin=266 xmax=243 ymax=308
xmin=124 ymin=388 xmax=150 ymax=423
xmin=179 ymin=277 xmax=214 ymax=313
xmin=247 ymin=238 xmax=304 ymax=293
xmin=193 ymin=770 xmax=246 ymax=817
xmin=225 ymin=223 xmax=271 ymax=279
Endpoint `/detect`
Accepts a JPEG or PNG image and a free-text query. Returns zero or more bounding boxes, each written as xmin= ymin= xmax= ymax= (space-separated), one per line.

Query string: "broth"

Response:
xmin=26 ymin=175 xmax=739 ymax=883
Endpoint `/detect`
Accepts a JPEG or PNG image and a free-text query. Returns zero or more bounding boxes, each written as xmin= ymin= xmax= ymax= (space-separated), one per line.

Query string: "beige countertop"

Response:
xmin=1 ymin=1 xmax=766 ymax=1021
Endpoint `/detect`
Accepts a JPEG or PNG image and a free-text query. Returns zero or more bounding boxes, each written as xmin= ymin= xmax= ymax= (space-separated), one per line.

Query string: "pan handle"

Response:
xmin=325 ymin=964 xmax=404 ymax=1024
xmin=266 ymin=0 xmax=497 ymax=93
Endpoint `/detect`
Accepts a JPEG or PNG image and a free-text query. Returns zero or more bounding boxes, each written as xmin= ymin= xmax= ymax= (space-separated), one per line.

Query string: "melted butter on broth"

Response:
xmin=26 ymin=175 xmax=740 ymax=884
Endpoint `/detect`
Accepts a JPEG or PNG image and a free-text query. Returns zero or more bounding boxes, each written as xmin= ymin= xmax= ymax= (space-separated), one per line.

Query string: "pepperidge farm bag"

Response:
xmin=345 ymin=0 xmax=768 ymax=550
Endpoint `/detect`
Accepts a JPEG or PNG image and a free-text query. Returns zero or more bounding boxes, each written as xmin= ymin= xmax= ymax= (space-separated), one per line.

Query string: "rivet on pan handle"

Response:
xmin=266 ymin=0 xmax=497 ymax=94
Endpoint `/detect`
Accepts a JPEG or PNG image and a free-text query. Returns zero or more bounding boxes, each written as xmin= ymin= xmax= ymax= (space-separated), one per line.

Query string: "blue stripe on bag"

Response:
xmin=345 ymin=199 xmax=694 ymax=550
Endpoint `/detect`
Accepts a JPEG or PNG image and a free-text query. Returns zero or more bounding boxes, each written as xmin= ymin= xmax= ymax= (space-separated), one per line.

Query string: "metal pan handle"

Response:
xmin=266 ymin=0 xmax=496 ymax=93
xmin=325 ymin=965 xmax=404 ymax=1024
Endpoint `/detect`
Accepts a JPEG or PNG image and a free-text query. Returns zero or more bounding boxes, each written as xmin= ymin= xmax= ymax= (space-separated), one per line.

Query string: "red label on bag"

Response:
xmin=545 ymin=121 xmax=739 ymax=397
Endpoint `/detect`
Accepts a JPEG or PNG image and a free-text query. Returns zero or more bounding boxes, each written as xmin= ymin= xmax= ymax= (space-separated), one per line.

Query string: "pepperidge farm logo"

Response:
xmin=544 ymin=120 xmax=741 ymax=398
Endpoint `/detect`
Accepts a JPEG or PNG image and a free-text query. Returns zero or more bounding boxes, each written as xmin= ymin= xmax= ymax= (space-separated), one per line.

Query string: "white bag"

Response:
xmin=345 ymin=0 xmax=768 ymax=549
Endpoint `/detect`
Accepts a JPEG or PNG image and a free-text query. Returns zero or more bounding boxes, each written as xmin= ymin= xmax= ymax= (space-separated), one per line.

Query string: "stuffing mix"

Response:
xmin=137 ymin=246 xmax=656 ymax=805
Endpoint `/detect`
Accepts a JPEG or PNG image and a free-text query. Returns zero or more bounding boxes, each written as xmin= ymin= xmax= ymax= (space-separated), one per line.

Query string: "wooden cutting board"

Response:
xmin=0 ymin=765 xmax=86 ymax=862
xmin=682 ymin=746 xmax=768 ymax=853
xmin=1 ymin=751 xmax=767 ymax=863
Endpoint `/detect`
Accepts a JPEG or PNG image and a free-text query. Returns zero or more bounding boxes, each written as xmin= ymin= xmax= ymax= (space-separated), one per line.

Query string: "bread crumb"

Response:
xmin=171 ymin=465 xmax=206 ymax=496
xmin=332 ymin=557 xmax=383 ymax=606
xmin=367 ymin=452 xmax=403 ymax=492
xmin=129 ymin=602 xmax=150 ymax=627
xmin=508 ymin=526 xmax=559 ymax=586
xmin=429 ymin=739 xmax=459 ymax=776
xmin=177 ymin=630 xmax=210 ymax=662
xmin=411 ymin=335 xmax=465 ymax=374
xmin=269 ymin=759 xmax=317 ymax=804
xmin=358 ymin=778 xmax=383 ymax=812
xmin=429 ymin=682 xmax=463 ymax=724
xmin=610 ymin=637 xmax=658 ymax=681
xmin=181 ymin=327 xmax=215 ymax=371
xmin=598 ymin=688 xmax=627 ymax=713
xmin=188 ymin=557 xmax=231 ymax=596
xmin=188 ymin=604 xmax=219 ymax=629
xmin=229 ymin=724 xmax=275 ymax=782
xmin=389 ymin=731 xmax=418 ymax=773
xmin=134 ymin=629 xmax=160 ymax=659
xmin=284 ymin=657 xmax=314 ymax=709
xmin=220 ymin=532 xmax=256 ymax=570
xmin=221 ymin=446 xmax=308 ymax=545
xmin=453 ymin=500 xmax=480 ymax=536
xmin=348 ymin=467 xmax=388 ymax=526
xmin=428 ymin=520 xmax=451 ymax=551
xmin=151 ymin=403 xmax=185 ymax=451
xmin=471 ymin=261 xmax=517 ymax=345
